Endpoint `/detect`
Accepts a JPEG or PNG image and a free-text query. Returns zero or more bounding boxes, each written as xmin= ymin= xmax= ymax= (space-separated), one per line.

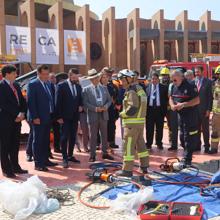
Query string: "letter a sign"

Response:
xmin=64 ymin=30 xmax=86 ymax=65
xmin=36 ymin=28 xmax=59 ymax=64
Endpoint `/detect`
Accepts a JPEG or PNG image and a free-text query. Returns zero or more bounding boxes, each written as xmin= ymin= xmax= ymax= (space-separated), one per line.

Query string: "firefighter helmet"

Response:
xmin=117 ymin=69 xmax=135 ymax=79
xmin=215 ymin=65 xmax=220 ymax=74
xmin=160 ymin=67 xmax=170 ymax=75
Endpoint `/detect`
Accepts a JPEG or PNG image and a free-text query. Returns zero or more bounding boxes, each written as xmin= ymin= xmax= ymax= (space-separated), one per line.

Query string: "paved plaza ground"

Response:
xmin=0 ymin=121 xmax=220 ymax=220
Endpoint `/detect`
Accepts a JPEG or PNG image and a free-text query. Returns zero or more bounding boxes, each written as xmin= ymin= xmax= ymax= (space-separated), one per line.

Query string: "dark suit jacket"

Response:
xmin=27 ymin=78 xmax=51 ymax=124
xmin=195 ymin=77 xmax=213 ymax=114
xmin=146 ymin=83 xmax=168 ymax=116
xmin=0 ymin=80 xmax=26 ymax=129
xmin=55 ymin=80 xmax=82 ymax=120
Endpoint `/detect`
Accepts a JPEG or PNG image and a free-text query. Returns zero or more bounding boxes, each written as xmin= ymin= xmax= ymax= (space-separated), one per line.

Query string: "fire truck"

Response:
xmin=149 ymin=54 xmax=220 ymax=79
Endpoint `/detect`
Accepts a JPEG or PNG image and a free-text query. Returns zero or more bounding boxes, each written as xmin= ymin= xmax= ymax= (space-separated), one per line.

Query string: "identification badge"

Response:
xmin=97 ymin=98 xmax=102 ymax=102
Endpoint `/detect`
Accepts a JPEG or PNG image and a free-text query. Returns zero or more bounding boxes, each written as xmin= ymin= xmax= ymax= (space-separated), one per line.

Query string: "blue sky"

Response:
xmin=74 ymin=0 xmax=220 ymax=20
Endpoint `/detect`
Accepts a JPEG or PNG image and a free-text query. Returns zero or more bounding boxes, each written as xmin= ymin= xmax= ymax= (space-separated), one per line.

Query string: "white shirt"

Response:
xmin=4 ymin=78 xmax=10 ymax=85
xmin=149 ymin=83 xmax=160 ymax=106
xmin=67 ymin=79 xmax=77 ymax=97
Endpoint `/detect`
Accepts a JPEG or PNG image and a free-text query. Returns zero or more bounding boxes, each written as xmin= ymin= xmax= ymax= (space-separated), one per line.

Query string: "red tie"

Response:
xmin=197 ymin=79 xmax=201 ymax=91
xmin=10 ymin=82 xmax=19 ymax=104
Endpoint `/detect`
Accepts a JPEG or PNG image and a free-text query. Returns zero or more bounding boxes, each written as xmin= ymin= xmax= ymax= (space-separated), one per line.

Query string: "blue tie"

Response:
xmin=44 ymin=82 xmax=54 ymax=113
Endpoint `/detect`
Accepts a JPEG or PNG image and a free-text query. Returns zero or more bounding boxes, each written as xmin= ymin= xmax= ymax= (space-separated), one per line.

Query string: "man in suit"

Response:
xmin=55 ymin=68 xmax=82 ymax=168
xmin=0 ymin=65 xmax=28 ymax=178
xmin=83 ymin=69 xmax=114 ymax=162
xmin=27 ymin=65 xmax=57 ymax=172
xmin=49 ymin=72 xmax=61 ymax=154
xmin=146 ymin=73 xmax=168 ymax=150
xmin=194 ymin=66 xmax=213 ymax=153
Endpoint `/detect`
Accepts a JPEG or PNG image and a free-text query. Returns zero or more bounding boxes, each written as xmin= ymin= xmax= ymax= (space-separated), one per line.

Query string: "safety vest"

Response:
xmin=121 ymin=84 xmax=147 ymax=127
xmin=213 ymin=80 xmax=220 ymax=114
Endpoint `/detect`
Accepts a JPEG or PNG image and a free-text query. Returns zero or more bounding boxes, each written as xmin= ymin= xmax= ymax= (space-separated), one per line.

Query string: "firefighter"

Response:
xmin=169 ymin=69 xmax=200 ymax=165
xmin=209 ymin=66 xmax=220 ymax=154
xmin=116 ymin=69 xmax=149 ymax=177
xmin=160 ymin=67 xmax=170 ymax=86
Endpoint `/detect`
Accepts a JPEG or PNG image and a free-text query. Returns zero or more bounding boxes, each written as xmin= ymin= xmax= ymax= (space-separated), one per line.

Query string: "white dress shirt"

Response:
xmin=92 ymin=84 xmax=103 ymax=106
xmin=149 ymin=83 xmax=160 ymax=107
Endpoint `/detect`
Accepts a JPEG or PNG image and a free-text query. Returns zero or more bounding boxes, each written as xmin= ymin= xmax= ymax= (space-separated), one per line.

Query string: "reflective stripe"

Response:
xmin=137 ymin=90 xmax=146 ymax=96
xmin=120 ymin=111 xmax=127 ymax=118
xmin=124 ymin=137 xmax=134 ymax=162
xmin=127 ymin=137 xmax=132 ymax=157
xmin=211 ymin=138 xmax=220 ymax=143
xmin=213 ymin=107 xmax=220 ymax=113
xmin=138 ymin=151 xmax=149 ymax=158
xmin=123 ymin=155 xmax=135 ymax=161
xmin=189 ymin=130 xmax=198 ymax=135
xmin=122 ymin=118 xmax=145 ymax=125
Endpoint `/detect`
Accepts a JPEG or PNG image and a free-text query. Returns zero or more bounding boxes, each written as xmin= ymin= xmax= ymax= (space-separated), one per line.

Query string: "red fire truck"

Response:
xmin=149 ymin=54 xmax=220 ymax=79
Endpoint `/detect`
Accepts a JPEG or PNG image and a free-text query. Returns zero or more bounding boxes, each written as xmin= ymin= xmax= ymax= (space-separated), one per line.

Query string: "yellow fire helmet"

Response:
xmin=214 ymin=65 xmax=220 ymax=74
xmin=160 ymin=67 xmax=170 ymax=75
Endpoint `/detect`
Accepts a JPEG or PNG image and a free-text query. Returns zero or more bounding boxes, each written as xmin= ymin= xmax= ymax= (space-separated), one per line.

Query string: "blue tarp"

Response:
xmin=102 ymin=173 xmax=220 ymax=220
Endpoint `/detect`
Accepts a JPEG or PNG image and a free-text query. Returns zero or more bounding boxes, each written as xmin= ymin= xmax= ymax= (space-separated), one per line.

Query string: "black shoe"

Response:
xmin=110 ymin=143 xmax=119 ymax=149
xmin=146 ymin=144 xmax=152 ymax=150
xmin=181 ymin=159 xmax=192 ymax=166
xmin=68 ymin=157 xmax=80 ymax=163
xmin=63 ymin=160 xmax=69 ymax=168
xmin=54 ymin=149 xmax=62 ymax=153
xmin=157 ymin=145 xmax=164 ymax=150
xmin=13 ymin=168 xmax=28 ymax=174
xmin=45 ymin=160 xmax=58 ymax=167
xmin=35 ymin=166 xmax=49 ymax=172
xmin=204 ymin=148 xmax=210 ymax=153
xmin=208 ymin=148 xmax=218 ymax=154
xmin=26 ymin=155 xmax=33 ymax=162
xmin=89 ymin=156 xmax=96 ymax=162
xmin=102 ymin=154 xmax=114 ymax=161
xmin=3 ymin=172 xmax=16 ymax=178
xmin=168 ymin=147 xmax=177 ymax=151
xmin=115 ymin=170 xmax=133 ymax=177
xmin=194 ymin=147 xmax=201 ymax=152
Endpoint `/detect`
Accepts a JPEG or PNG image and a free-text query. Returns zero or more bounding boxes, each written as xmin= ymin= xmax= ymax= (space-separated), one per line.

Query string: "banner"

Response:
xmin=36 ymin=28 xmax=59 ymax=64
xmin=6 ymin=25 xmax=31 ymax=63
xmin=64 ymin=30 xmax=86 ymax=65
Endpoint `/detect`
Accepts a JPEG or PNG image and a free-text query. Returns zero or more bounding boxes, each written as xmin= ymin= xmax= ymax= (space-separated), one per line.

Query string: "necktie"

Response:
xmin=95 ymin=86 xmax=101 ymax=99
xmin=197 ymin=79 xmax=202 ymax=91
xmin=44 ymin=82 xmax=54 ymax=113
xmin=10 ymin=82 xmax=19 ymax=104
xmin=72 ymin=84 xmax=76 ymax=97
xmin=153 ymin=85 xmax=157 ymax=107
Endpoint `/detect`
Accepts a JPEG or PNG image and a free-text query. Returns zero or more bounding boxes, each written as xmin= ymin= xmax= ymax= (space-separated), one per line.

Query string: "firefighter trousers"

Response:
xmin=122 ymin=126 xmax=149 ymax=171
xmin=211 ymin=113 xmax=220 ymax=150
xmin=179 ymin=113 xmax=199 ymax=163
